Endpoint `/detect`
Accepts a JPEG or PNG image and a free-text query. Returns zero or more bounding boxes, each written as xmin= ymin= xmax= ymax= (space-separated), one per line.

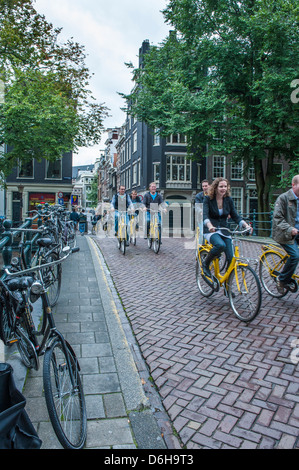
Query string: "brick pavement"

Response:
xmin=93 ymin=231 xmax=299 ymax=449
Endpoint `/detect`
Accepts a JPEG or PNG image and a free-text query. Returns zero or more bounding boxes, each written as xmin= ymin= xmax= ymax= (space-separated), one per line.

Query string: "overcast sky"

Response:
xmin=33 ymin=0 xmax=171 ymax=166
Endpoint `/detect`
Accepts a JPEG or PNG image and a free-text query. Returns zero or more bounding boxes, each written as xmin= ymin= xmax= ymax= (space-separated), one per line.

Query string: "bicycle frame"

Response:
xmin=196 ymin=227 xmax=251 ymax=288
xmin=197 ymin=242 xmax=248 ymax=289
xmin=3 ymin=247 xmax=80 ymax=382
xmin=117 ymin=211 xmax=127 ymax=240
xmin=260 ymin=244 xmax=299 ymax=284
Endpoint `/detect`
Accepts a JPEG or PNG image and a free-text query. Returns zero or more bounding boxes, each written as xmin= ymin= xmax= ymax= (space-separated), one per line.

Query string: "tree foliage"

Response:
xmin=0 ymin=0 xmax=108 ymax=177
xmin=124 ymin=0 xmax=299 ymax=212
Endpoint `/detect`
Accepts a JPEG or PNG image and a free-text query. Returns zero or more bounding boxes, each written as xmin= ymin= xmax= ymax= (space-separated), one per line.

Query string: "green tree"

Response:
xmin=0 ymin=0 xmax=108 ymax=178
xmin=124 ymin=0 xmax=299 ymax=216
xmin=87 ymin=175 xmax=99 ymax=207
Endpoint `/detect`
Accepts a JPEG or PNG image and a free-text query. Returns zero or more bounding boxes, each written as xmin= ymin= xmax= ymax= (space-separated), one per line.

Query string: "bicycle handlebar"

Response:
xmin=3 ymin=246 xmax=80 ymax=278
xmin=215 ymin=226 xmax=252 ymax=236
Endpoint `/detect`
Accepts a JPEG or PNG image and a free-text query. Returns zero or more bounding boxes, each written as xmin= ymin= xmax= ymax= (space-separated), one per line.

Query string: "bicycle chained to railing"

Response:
xmin=259 ymin=235 xmax=299 ymax=298
xmin=28 ymin=204 xmax=77 ymax=250
xmin=195 ymin=226 xmax=262 ymax=322
xmin=0 ymin=244 xmax=87 ymax=449
xmin=11 ymin=225 xmax=62 ymax=309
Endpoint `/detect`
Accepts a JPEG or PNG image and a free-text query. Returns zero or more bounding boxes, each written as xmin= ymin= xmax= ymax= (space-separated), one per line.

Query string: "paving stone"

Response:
xmin=93 ymin=234 xmax=299 ymax=449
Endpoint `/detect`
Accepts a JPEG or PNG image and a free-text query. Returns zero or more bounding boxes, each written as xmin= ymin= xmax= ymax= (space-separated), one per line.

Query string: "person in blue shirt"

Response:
xmin=142 ymin=182 xmax=166 ymax=239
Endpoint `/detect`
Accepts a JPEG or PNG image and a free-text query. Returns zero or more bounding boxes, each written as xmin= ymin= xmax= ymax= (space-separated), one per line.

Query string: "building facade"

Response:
xmin=5 ymin=151 xmax=73 ymax=225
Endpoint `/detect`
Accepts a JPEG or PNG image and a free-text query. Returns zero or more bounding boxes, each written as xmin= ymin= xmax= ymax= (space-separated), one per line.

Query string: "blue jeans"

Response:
xmin=209 ymin=233 xmax=234 ymax=267
xmin=279 ymin=240 xmax=299 ymax=284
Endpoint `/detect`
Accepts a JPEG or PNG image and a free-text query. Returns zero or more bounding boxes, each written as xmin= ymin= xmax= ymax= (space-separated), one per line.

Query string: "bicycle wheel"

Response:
xmin=227 ymin=264 xmax=262 ymax=322
xmin=43 ymin=252 xmax=62 ymax=307
xmin=195 ymin=251 xmax=214 ymax=297
xmin=0 ymin=293 xmax=15 ymax=345
xmin=148 ymin=237 xmax=152 ymax=249
xmin=120 ymin=238 xmax=126 ymax=255
xmin=16 ymin=323 xmax=39 ymax=370
xmin=153 ymin=226 xmax=160 ymax=254
xmin=259 ymin=251 xmax=287 ymax=298
xmin=43 ymin=337 xmax=87 ymax=449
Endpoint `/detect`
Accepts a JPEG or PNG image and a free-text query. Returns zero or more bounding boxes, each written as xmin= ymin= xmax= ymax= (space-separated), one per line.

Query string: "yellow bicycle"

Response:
xmin=259 ymin=242 xmax=299 ymax=298
xmin=117 ymin=211 xmax=128 ymax=255
xmin=148 ymin=209 xmax=161 ymax=254
xmin=129 ymin=213 xmax=137 ymax=246
xmin=195 ymin=227 xmax=262 ymax=322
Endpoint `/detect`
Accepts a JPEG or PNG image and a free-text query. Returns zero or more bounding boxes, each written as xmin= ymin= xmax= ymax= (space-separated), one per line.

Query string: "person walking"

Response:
xmin=79 ymin=209 xmax=87 ymax=236
xmin=70 ymin=207 xmax=79 ymax=230
xmin=272 ymin=174 xmax=299 ymax=293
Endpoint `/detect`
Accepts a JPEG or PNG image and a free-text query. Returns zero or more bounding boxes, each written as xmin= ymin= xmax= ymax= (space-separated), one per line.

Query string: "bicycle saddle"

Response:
xmin=6 ymin=276 xmax=34 ymax=291
xmin=36 ymin=238 xmax=53 ymax=248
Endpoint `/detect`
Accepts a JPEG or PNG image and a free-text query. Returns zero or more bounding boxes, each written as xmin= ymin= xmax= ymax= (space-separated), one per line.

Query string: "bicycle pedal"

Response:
xmin=212 ymin=276 xmax=220 ymax=292
xmin=202 ymin=274 xmax=214 ymax=289
xmin=33 ymin=330 xmax=43 ymax=336
xmin=288 ymin=280 xmax=298 ymax=293
xmin=7 ymin=338 xmax=18 ymax=345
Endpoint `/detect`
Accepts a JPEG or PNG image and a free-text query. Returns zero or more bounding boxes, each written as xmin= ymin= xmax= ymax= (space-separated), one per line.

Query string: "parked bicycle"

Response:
xmin=259 ymin=240 xmax=299 ymax=298
xmin=195 ymin=226 xmax=262 ymax=322
xmin=0 ymin=246 xmax=87 ymax=449
xmin=11 ymin=226 xmax=62 ymax=309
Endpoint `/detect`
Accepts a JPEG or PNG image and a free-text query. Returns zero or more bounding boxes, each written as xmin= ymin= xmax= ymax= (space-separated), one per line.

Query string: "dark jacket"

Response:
xmin=272 ymin=189 xmax=298 ymax=245
xmin=203 ymin=196 xmax=242 ymax=234
xmin=111 ymin=193 xmax=133 ymax=211
xmin=143 ymin=192 xmax=164 ymax=210
xmin=195 ymin=191 xmax=205 ymax=204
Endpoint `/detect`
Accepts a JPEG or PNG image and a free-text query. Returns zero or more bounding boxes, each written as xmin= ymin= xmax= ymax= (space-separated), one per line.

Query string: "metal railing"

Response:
xmin=0 ymin=208 xmax=44 ymax=270
xmin=228 ymin=210 xmax=273 ymax=238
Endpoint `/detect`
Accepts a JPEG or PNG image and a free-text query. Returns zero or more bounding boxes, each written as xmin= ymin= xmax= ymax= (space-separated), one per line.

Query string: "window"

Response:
xmin=231 ymin=187 xmax=243 ymax=213
xmin=46 ymin=159 xmax=61 ymax=179
xmin=153 ymin=163 xmax=160 ymax=183
xmin=166 ymin=134 xmax=187 ymax=145
xmin=132 ymin=130 xmax=137 ymax=154
xmin=132 ymin=161 xmax=138 ymax=185
xmin=18 ymin=159 xmax=33 ymax=178
xmin=153 ymin=128 xmax=160 ymax=146
xmin=231 ymin=160 xmax=243 ymax=180
xmin=166 ymin=155 xmax=191 ymax=182
xmin=212 ymin=155 xmax=226 ymax=179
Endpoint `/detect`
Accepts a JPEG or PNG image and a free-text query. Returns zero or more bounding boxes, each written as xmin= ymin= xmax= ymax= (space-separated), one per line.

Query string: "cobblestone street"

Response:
xmin=93 ymin=232 xmax=299 ymax=449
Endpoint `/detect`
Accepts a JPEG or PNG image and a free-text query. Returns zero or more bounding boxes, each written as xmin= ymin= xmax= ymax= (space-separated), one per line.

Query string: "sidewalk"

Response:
xmin=4 ymin=234 xmax=177 ymax=449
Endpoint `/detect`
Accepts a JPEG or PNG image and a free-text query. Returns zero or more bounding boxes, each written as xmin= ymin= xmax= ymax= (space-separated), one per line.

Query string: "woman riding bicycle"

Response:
xmin=202 ymin=177 xmax=251 ymax=277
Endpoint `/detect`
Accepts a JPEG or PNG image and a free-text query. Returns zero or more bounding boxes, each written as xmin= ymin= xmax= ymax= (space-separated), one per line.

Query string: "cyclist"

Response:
xmin=272 ymin=174 xmax=299 ymax=294
xmin=202 ymin=177 xmax=251 ymax=277
xmin=195 ymin=179 xmax=210 ymax=204
xmin=130 ymin=190 xmax=142 ymax=231
xmin=111 ymin=185 xmax=134 ymax=245
xmin=142 ymin=182 xmax=166 ymax=239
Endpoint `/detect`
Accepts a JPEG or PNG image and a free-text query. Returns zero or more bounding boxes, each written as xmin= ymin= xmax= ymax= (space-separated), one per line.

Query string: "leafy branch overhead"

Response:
xmin=0 ymin=0 xmax=109 ymax=175
xmin=123 ymin=0 xmax=299 ymax=212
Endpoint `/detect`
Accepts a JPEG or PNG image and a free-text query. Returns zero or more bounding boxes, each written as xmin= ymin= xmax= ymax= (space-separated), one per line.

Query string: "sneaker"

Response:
xmin=276 ymin=278 xmax=286 ymax=294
